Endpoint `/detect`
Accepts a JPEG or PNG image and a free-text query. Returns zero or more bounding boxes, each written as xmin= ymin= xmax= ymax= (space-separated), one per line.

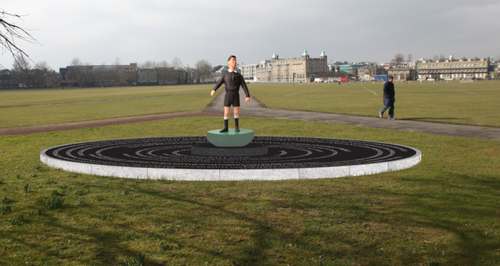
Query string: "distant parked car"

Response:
xmin=427 ymin=78 xmax=435 ymax=81
xmin=417 ymin=78 xmax=425 ymax=81
xmin=485 ymin=77 xmax=494 ymax=80
xmin=444 ymin=77 xmax=454 ymax=81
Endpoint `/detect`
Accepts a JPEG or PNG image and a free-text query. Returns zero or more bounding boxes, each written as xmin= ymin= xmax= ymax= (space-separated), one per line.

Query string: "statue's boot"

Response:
xmin=235 ymin=118 xmax=240 ymax=132
xmin=220 ymin=119 xmax=229 ymax=133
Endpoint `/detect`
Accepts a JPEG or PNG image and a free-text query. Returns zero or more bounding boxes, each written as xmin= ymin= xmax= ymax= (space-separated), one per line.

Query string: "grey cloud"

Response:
xmin=0 ymin=0 xmax=498 ymax=69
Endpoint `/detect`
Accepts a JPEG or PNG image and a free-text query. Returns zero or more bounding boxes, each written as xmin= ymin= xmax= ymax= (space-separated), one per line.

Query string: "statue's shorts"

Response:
xmin=224 ymin=91 xmax=240 ymax=107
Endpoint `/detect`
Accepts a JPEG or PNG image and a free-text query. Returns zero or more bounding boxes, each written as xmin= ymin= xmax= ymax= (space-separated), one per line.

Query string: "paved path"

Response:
xmin=1 ymin=91 xmax=499 ymax=141
xmin=0 ymin=111 xmax=220 ymax=136
xmin=202 ymin=91 xmax=500 ymax=141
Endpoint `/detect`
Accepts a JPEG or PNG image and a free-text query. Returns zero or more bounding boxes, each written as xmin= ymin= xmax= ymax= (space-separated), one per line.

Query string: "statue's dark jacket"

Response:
xmin=212 ymin=71 xmax=250 ymax=97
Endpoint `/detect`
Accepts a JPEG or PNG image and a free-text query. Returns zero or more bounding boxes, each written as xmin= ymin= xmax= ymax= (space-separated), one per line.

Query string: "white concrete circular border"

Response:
xmin=40 ymin=139 xmax=421 ymax=181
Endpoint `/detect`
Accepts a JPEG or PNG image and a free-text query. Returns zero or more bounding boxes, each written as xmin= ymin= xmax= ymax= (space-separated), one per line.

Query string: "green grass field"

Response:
xmin=0 ymin=84 xmax=499 ymax=265
xmin=0 ymin=85 xmax=212 ymax=107
xmin=1 ymin=81 xmax=499 ymax=129
xmin=249 ymin=80 xmax=500 ymax=128
xmin=1 ymin=117 xmax=500 ymax=265
xmin=0 ymin=85 xmax=216 ymax=128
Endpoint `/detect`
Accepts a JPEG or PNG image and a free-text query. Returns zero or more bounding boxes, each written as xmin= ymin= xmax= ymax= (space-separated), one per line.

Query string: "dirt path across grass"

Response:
xmin=2 ymin=91 xmax=500 ymax=141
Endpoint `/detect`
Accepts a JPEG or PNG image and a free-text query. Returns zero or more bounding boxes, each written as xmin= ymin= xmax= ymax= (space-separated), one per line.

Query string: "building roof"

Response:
xmin=302 ymin=50 xmax=309 ymax=57
xmin=320 ymin=51 xmax=327 ymax=57
xmin=272 ymin=53 xmax=278 ymax=59
xmin=389 ymin=68 xmax=413 ymax=71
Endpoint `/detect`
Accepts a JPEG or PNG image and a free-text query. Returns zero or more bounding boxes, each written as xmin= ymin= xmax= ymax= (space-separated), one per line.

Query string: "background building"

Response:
xmin=240 ymin=64 xmax=258 ymax=81
xmin=358 ymin=65 xmax=388 ymax=81
xmin=1 ymin=68 xmax=59 ymax=88
xmin=417 ymin=55 xmax=492 ymax=80
xmin=60 ymin=63 xmax=138 ymax=87
xmin=241 ymin=51 xmax=328 ymax=83
xmin=59 ymin=63 xmax=198 ymax=87
xmin=340 ymin=64 xmax=364 ymax=78
xmin=255 ymin=60 xmax=272 ymax=82
xmin=267 ymin=50 xmax=328 ymax=83
xmin=388 ymin=68 xmax=417 ymax=81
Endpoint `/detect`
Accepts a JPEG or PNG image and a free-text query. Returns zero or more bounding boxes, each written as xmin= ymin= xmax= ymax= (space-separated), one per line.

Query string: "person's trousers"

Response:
xmin=380 ymin=97 xmax=395 ymax=118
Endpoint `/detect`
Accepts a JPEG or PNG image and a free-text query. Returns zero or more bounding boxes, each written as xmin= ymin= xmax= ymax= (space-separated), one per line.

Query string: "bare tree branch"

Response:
xmin=1 ymin=10 xmax=40 ymax=88
xmin=156 ymin=60 xmax=171 ymax=85
xmin=171 ymin=57 xmax=183 ymax=70
xmin=139 ymin=60 xmax=158 ymax=84
xmin=11 ymin=52 xmax=39 ymax=87
xmin=0 ymin=10 xmax=39 ymax=61
xmin=195 ymin=59 xmax=212 ymax=84
xmin=391 ymin=53 xmax=404 ymax=67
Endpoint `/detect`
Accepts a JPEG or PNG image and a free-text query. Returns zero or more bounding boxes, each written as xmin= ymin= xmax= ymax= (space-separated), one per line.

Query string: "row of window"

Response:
xmin=271 ymin=74 xmax=306 ymax=79
xmin=419 ymin=69 xmax=487 ymax=73
xmin=421 ymin=63 xmax=486 ymax=68
xmin=418 ymin=73 xmax=486 ymax=78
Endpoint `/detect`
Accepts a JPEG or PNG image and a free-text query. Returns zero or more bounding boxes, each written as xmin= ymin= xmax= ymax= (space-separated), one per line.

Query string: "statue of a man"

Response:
xmin=211 ymin=55 xmax=250 ymax=132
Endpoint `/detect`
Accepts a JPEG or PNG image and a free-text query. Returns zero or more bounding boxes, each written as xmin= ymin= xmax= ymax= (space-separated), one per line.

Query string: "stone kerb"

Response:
xmin=40 ymin=145 xmax=421 ymax=181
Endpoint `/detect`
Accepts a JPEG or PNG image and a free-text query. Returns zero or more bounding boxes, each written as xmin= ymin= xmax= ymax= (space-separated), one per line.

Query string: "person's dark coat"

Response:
xmin=383 ymin=81 xmax=395 ymax=98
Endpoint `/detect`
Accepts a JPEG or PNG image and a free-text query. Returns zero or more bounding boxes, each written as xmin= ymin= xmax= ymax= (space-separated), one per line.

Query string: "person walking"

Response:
xmin=379 ymin=76 xmax=396 ymax=120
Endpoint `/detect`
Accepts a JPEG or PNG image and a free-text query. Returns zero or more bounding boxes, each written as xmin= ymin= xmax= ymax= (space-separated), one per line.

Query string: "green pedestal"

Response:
xmin=206 ymin=129 xmax=255 ymax=147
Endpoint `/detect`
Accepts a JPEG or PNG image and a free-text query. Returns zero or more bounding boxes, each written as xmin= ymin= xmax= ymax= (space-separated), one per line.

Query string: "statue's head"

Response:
xmin=227 ymin=55 xmax=237 ymax=70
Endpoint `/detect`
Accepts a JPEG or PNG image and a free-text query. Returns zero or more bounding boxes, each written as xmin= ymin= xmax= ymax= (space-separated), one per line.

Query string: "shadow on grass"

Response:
xmin=366 ymin=172 xmax=500 ymax=265
xmin=28 ymin=198 xmax=166 ymax=266
xmin=130 ymin=184 xmax=280 ymax=265
xmin=128 ymin=173 xmax=500 ymax=265
xmin=5 ymin=171 xmax=500 ymax=265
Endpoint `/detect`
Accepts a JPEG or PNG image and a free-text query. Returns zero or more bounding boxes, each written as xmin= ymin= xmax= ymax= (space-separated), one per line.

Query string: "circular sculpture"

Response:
xmin=40 ymin=136 xmax=421 ymax=181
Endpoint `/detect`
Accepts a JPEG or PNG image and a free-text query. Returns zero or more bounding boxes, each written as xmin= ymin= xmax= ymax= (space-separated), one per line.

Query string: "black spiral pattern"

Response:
xmin=42 ymin=136 xmax=418 ymax=170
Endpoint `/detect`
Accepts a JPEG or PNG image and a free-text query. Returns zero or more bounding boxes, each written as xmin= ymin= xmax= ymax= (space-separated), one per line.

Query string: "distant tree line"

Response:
xmin=60 ymin=56 xmax=213 ymax=88
xmin=0 ymin=54 xmax=58 ymax=88
xmin=1 ymin=54 xmax=214 ymax=89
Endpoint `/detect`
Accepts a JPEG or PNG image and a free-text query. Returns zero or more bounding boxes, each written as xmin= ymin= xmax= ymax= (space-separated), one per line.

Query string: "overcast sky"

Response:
xmin=1 ymin=0 xmax=499 ymax=70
